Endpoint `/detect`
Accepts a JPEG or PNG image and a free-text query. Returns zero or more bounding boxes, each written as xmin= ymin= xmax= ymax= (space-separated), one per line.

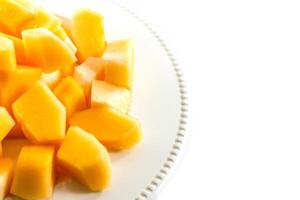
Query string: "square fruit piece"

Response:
xmin=69 ymin=106 xmax=142 ymax=150
xmin=0 ymin=0 xmax=35 ymax=35
xmin=0 ymin=107 xmax=15 ymax=141
xmin=71 ymin=8 xmax=106 ymax=62
xmin=12 ymin=81 xmax=66 ymax=144
xmin=57 ymin=126 xmax=111 ymax=191
xmin=11 ymin=145 xmax=55 ymax=200
xmin=103 ymin=39 xmax=134 ymax=90
xmin=22 ymin=28 xmax=77 ymax=76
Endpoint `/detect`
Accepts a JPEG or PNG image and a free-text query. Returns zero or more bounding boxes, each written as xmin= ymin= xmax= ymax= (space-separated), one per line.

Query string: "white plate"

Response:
xmin=26 ymin=0 xmax=188 ymax=199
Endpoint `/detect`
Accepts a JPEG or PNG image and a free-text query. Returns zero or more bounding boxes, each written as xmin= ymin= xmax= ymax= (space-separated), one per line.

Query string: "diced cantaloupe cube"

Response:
xmin=0 ymin=36 xmax=16 ymax=70
xmin=0 ymin=158 xmax=14 ymax=200
xmin=0 ymin=0 xmax=34 ymax=35
xmin=71 ymin=9 xmax=106 ymax=62
xmin=41 ymin=70 xmax=62 ymax=89
xmin=11 ymin=146 xmax=55 ymax=200
xmin=0 ymin=67 xmax=42 ymax=113
xmin=12 ymin=81 xmax=66 ymax=144
xmin=73 ymin=57 xmax=105 ymax=98
xmin=22 ymin=28 xmax=77 ymax=75
xmin=19 ymin=8 xmax=61 ymax=36
xmin=69 ymin=107 xmax=142 ymax=150
xmin=54 ymin=77 xmax=86 ymax=117
xmin=2 ymin=139 xmax=31 ymax=163
xmin=91 ymin=80 xmax=131 ymax=113
xmin=0 ymin=143 xmax=2 ymax=156
xmin=103 ymin=39 xmax=134 ymax=90
xmin=0 ymin=33 xmax=27 ymax=65
xmin=0 ymin=107 xmax=15 ymax=141
xmin=57 ymin=126 xmax=111 ymax=191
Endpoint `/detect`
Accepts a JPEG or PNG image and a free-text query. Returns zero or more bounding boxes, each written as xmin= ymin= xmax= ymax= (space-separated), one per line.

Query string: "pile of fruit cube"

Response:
xmin=0 ymin=0 xmax=142 ymax=199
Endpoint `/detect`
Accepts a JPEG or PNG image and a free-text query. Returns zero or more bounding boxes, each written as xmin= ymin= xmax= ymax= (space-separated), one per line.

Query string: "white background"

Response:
xmin=118 ymin=0 xmax=300 ymax=199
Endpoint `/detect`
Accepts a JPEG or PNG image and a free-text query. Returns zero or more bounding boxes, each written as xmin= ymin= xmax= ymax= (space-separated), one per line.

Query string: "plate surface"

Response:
xmin=30 ymin=0 xmax=187 ymax=199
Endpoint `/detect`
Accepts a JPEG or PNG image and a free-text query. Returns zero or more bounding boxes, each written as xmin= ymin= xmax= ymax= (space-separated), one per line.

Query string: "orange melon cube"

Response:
xmin=0 ymin=107 xmax=15 ymax=141
xmin=69 ymin=107 xmax=142 ymax=150
xmin=57 ymin=126 xmax=111 ymax=191
xmin=73 ymin=57 xmax=105 ymax=98
xmin=0 ymin=36 xmax=16 ymax=70
xmin=54 ymin=77 xmax=86 ymax=117
xmin=41 ymin=70 xmax=62 ymax=89
xmin=22 ymin=28 xmax=77 ymax=75
xmin=103 ymin=39 xmax=134 ymax=89
xmin=12 ymin=81 xmax=66 ymax=144
xmin=0 ymin=142 xmax=2 ymax=156
xmin=11 ymin=145 xmax=55 ymax=200
xmin=0 ymin=158 xmax=14 ymax=200
xmin=91 ymin=80 xmax=131 ymax=113
xmin=71 ymin=9 xmax=106 ymax=62
xmin=0 ymin=33 xmax=27 ymax=65
xmin=0 ymin=0 xmax=34 ymax=35
xmin=2 ymin=139 xmax=31 ymax=163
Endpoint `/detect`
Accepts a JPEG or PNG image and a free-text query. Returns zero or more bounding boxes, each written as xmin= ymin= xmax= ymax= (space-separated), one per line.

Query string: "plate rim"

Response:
xmin=108 ymin=1 xmax=189 ymax=199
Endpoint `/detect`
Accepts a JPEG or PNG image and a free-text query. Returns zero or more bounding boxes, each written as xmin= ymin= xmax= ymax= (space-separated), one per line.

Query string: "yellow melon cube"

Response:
xmin=11 ymin=145 xmax=55 ymax=200
xmin=0 ymin=67 xmax=42 ymax=113
xmin=103 ymin=39 xmax=134 ymax=89
xmin=54 ymin=77 xmax=86 ymax=117
xmin=2 ymin=139 xmax=31 ymax=162
xmin=57 ymin=126 xmax=111 ymax=191
xmin=0 ymin=0 xmax=34 ymax=35
xmin=41 ymin=70 xmax=62 ymax=89
xmin=0 ymin=33 xmax=27 ymax=65
xmin=73 ymin=57 xmax=105 ymax=98
xmin=0 ymin=107 xmax=15 ymax=141
xmin=0 ymin=36 xmax=16 ymax=70
xmin=22 ymin=28 xmax=77 ymax=75
xmin=91 ymin=80 xmax=131 ymax=113
xmin=12 ymin=81 xmax=66 ymax=144
xmin=71 ymin=9 xmax=106 ymax=62
xmin=0 ymin=158 xmax=14 ymax=200
xmin=69 ymin=107 xmax=142 ymax=150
